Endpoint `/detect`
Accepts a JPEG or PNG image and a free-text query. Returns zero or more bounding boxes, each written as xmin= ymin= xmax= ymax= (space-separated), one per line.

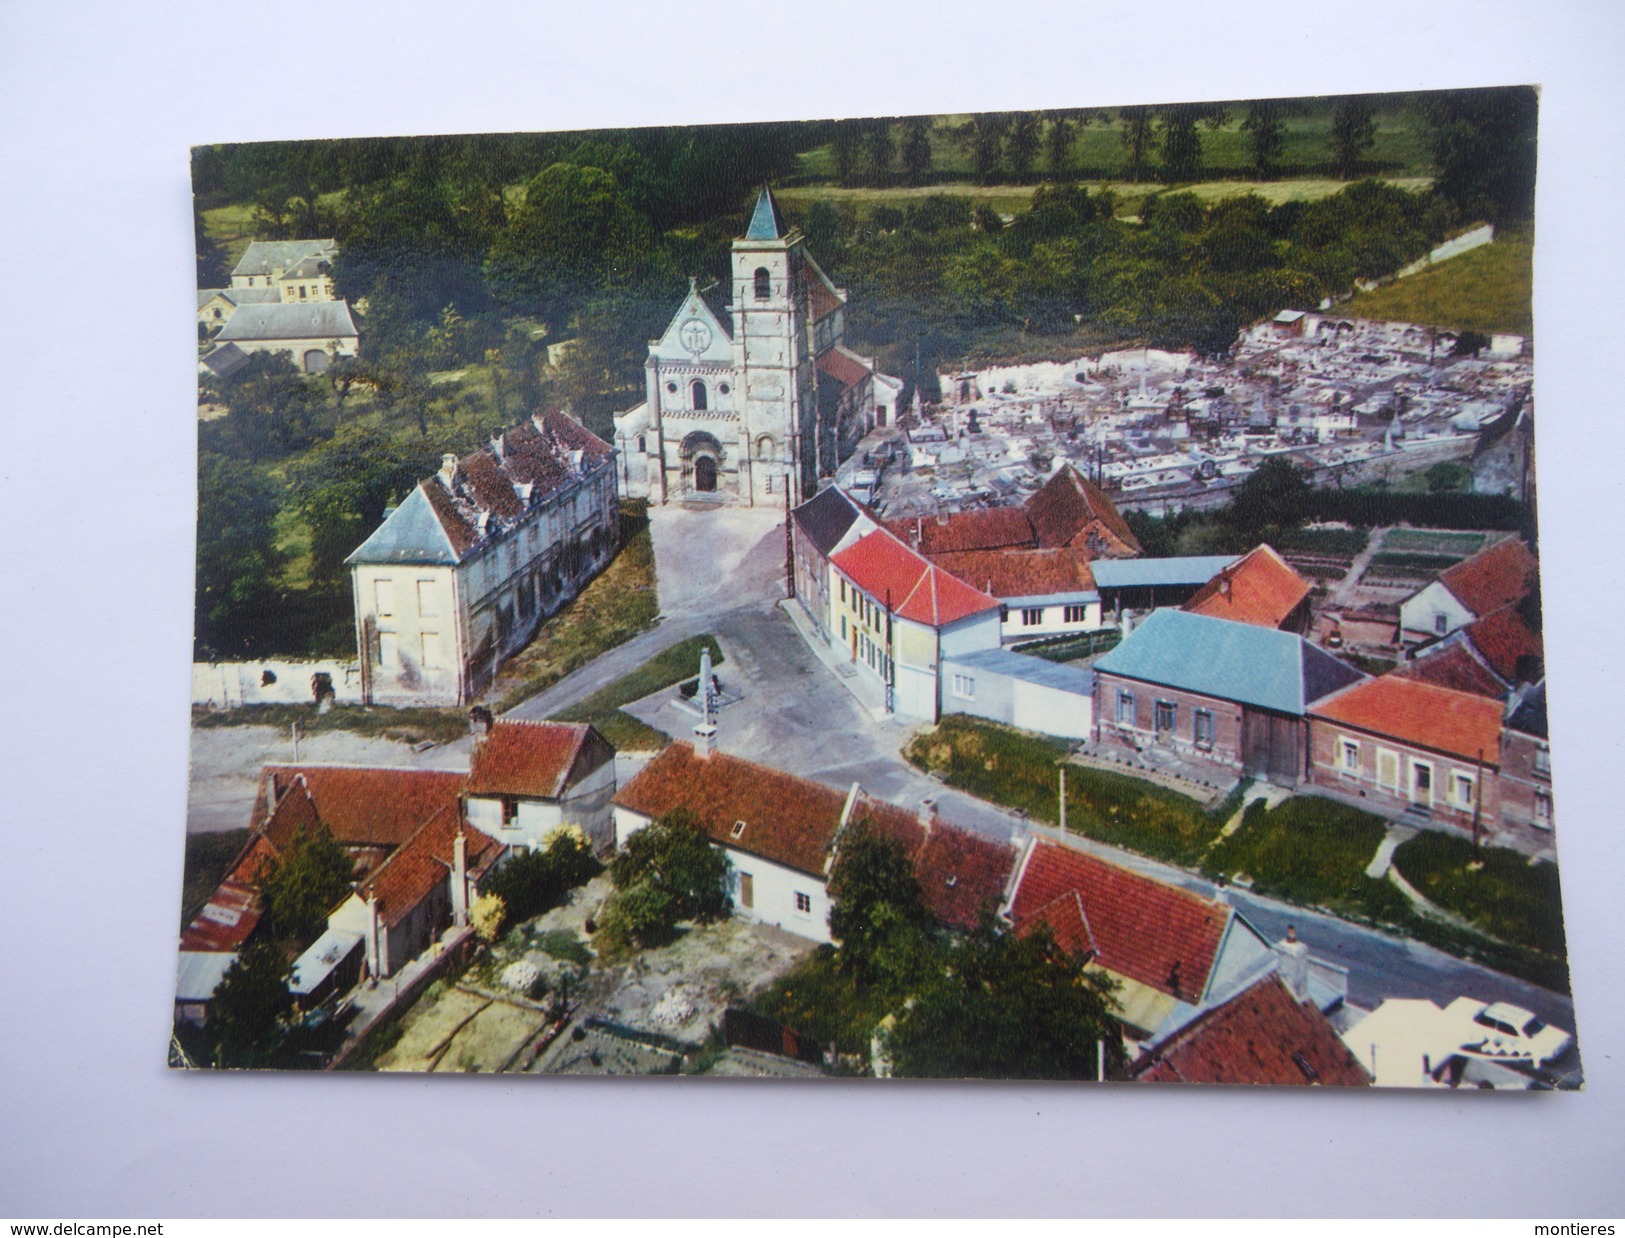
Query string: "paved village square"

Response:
xmin=179 ymin=100 xmax=1573 ymax=1088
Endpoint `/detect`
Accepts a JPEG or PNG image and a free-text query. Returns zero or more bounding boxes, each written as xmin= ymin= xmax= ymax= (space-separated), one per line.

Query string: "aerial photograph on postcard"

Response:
xmin=176 ymin=87 xmax=1576 ymax=1087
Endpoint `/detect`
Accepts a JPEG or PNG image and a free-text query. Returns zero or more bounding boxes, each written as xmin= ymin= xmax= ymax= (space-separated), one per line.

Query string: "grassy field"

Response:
xmin=180 ymin=828 xmax=251 ymax=927
xmin=548 ymin=634 xmax=725 ymax=751
xmin=1343 ymin=230 xmax=1534 ymax=336
xmin=905 ymin=715 xmax=1237 ymax=865
xmin=489 ymin=501 xmax=660 ymax=713
xmin=1202 ymin=796 xmax=1415 ymax=925
xmin=1392 ymin=831 xmax=1567 ymax=957
xmin=192 ymin=701 xmax=470 ymax=745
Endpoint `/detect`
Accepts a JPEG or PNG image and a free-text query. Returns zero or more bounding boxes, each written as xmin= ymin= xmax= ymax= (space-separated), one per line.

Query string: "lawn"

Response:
xmin=1343 ymin=231 xmax=1534 ymax=337
xmin=547 ymin=633 xmax=725 ymax=751
xmin=490 ymin=501 xmax=661 ymax=713
xmin=1201 ymin=795 xmax=1415 ymax=925
xmin=180 ymin=828 xmax=250 ymax=927
xmin=905 ymin=715 xmax=1234 ymax=865
xmin=1392 ymin=831 xmax=1567 ymax=957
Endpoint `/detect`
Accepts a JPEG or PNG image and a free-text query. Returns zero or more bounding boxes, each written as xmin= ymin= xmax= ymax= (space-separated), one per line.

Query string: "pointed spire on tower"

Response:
xmin=744 ymin=185 xmax=786 ymax=241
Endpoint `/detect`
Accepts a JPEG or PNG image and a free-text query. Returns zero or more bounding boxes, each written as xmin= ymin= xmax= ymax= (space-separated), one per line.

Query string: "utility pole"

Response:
xmin=1058 ymin=762 xmax=1067 ymax=834
xmin=1472 ymin=746 xmax=1485 ymax=861
xmin=884 ymin=588 xmax=895 ymax=716
xmin=291 ymin=721 xmax=301 ymax=762
xmin=783 ymin=486 xmax=795 ymax=599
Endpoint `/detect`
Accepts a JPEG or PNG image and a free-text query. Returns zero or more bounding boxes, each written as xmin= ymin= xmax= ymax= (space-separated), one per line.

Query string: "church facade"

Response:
xmin=614 ymin=187 xmax=898 ymax=508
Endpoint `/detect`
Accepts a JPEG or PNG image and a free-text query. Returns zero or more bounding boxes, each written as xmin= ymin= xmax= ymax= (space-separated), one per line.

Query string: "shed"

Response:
xmin=941 ymin=647 xmax=1094 ymax=739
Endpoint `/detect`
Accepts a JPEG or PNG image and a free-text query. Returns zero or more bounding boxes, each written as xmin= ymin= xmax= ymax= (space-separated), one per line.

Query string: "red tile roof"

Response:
xmin=885 ymin=507 xmax=1036 ymax=555
xmin=359 ymin=808 xmax=501 ymax=928
xmin=613 ymin=743 xmax=849 ymax=877
xmin=467 ymin=721 xmax=605 ymax=799
xmin=798 ymin=254 xmax=844 ymax=320
xmin=1309 ymin=674 xmax=1504 ymax=764
xmin=252 ymin=766 xmax=467 ymax=847
xmin=926 ymin=547 xmax=1097 ymax=600
xmin=1183 ymin=544 xmax=1310 ymax=630
xmin=1439 ymin=537 xmax=1538 ymax=616
xmin=1015 ymin=890 xmax=1095 ymax=958
xmin=912 ymin=822 xmax=1017 ymax=930
xmin=816 ymin=348 xmax=871 ymax=390
xmin=1026 ymin=465 xmax=1142 ymax=555
xmin=1464 ymin=605 xmax=1543 ymax=683
xmin=1009 ymin=842 xmax=1229 ymax=1001
xmin=832 ymin=530 xmax=1001 ymax=627
xmin=178 ymin=874 xmax=264 ymax=953
xmin=1133 ymin=974 xmax=1371 ymax=1086
xmin=1396 ymin=642 xmax=1508 ymax=699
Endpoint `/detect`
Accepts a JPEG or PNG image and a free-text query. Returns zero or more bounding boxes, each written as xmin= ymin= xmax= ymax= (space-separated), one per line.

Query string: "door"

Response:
xmin=695 ymin=456 xmax=717 ymax=492
xmin=738 ymin=872 xmax=754 ymax=909
xmin=1411 ymin=761 xmax=1433 ymax=808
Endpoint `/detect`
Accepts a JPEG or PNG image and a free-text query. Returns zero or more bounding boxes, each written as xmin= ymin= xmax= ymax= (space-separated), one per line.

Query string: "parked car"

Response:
xmin=1458 ymin=1001 xmax=1572 ymax=1066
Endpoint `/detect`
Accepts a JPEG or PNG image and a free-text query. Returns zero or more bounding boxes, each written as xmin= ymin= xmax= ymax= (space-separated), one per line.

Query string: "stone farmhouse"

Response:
xmin=345 ymin=408 xmax=619 ymax=707
xmin=199 ymin=238 xmax=358 ymax=374
xmin=615 ymin=188 xmax=899 ymax=508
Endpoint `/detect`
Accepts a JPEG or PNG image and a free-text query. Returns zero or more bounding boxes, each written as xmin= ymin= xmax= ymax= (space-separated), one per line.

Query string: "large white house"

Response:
xmin=345 ymin=409 xmax=619 ymax=706
xmin=614 ymin=187 xmax=898 ymax=508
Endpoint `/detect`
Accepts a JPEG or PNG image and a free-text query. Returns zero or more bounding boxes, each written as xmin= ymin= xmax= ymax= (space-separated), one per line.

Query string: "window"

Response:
xmin=840 ymin=615 xmax=847 ymax=640
xmin=795 ymin=892 xmax=812 ymax=914
xmin=719 ymin=383 xmax=731 ymax=395
xmin=1154 ymin=700 xmax=1176 ymax=733
xmin=840 ymin=580 xmax=847 ymax=603
xmin=754 ymin=266 xmax=772 ymax=300
xmin=1022 ymin=607 xmax=1043 ymax=627
xmin=1116 ymin=690 xmax=1136 ymax=725
xmin=691 ymin=380 xmax=708 ymax=410
xmin=1377 ymin=749 xmax=1399 ymax=790
xmin=376 ymin=631 xmax=398 ymax=668
xmin=298 ymin=285 xmax=307 ymax=299
xmin=1341 ymin=739 xmax=1360 ymax=773
xmin=730 ymin=820 xmax=747 ymax=839
xmin=636 ymin=434 xmax=646 ymax=453
xmin=1534 ymin=745 xmax=1551 ymax=778
xmin=1434 ymin=613 xmax=1449 ymax=635
xmin=1453 ymin=772 xmax=1475 ymax=808
xmin=1534 ymin=791 xmax=1553 ymax=825
xmin=1064 ymin=604 xmax=1089 ymax=624
xmin=417 ymin=579 xmax=438 ymax=616
xmin=373 ymin=579 xmax=395 ymax=617
xmin=666 ymin=381 xmax=678 ymax=394
xmin=1000 ymin=605 xmax=1010 ymax=623
xmin=420 ymin=633 xmax=442 ymax=670
xmin=1193 ymin=708 xmax=1215 ymax=748
xmin=952 ymin=674 xmax=975 ymax=699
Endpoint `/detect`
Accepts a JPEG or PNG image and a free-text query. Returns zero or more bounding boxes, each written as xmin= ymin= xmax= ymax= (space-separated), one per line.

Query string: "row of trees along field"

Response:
xmin=193 ymin=87 xmax=1535 ymax=660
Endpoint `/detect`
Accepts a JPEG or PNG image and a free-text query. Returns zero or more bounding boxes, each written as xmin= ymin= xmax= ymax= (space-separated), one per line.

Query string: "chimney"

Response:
xmin=451 ymin=831 xmax=469 ymax=927
xmin=1220 ymin=567 xmax=1233 ymax=600
xmin=918 ymin=795 xmax=937 ymax=831
xmin=490 ymin=432 xmax=505 ymax=462
xmin=468 ymin=705 xmax=493 ymax=741
xmin=693 ymin=721 xmax=717 ymax=760
xmin=439 ymin=453 xmax=458 ymax=486
xmin=1278 ymin=924 xmax=1310 ymax=1001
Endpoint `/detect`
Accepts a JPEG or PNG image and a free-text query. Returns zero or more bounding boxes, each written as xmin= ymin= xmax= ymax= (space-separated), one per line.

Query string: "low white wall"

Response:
xmin=193 ymin=659 xmax=363 ymax=708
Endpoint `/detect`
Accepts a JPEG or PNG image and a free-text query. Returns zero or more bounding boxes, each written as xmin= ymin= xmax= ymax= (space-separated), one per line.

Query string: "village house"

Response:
xmin=230 ymin=238 xmax=339 ymax=297
xmin=1181 ymin=543 xmax=1312 ymax=634
xmin=615 ymin=188 xmax=897 ymax=508
xmin=345 ymin=408 xmax=619 ymax=707
xmin=1092 ymin=608 xmax=1365 ymax=783
xmin=939 ymin=646 xmax=1094 ymax=740
xmin=789 ymin=483 xmax=882 ymax=643
xmin=176 ymin=764 xmax=503 ymax=1020
xmin=611 ymin=737 xmax=1015 ymax=943
xmin=1132 ymin=972 xmax=1370 ymax=1087
xmin=927 ymin=546 xmax=1102 ymax=645
xmin=1003 ymin=840 xmax=1344 ymax=1044
xmin=1398 ymin=536 xmax=1538 ymax=647
xmin=828 ymin=528 xmax=1003 ymax=721
xmin=1306 ymin=674 xmax=1505 ymax=831
xmin=207 ymin=300 xmax=360 ymax=374
xmin=464 ymin=718 xmax=618 ymax=854
xmin=1498 ymin=680 xmax=1554 ymax=843
xmin=197 ymin=285 xmax=281 ymax=335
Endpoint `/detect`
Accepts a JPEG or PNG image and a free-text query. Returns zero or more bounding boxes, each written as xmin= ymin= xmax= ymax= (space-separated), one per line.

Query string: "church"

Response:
xmin=614 ymin=187 xmax=901 ymax=507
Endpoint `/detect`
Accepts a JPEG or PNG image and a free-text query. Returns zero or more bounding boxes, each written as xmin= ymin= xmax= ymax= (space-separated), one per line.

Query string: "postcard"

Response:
xmin=177 ymin=88 xmax=1575 ymax=1087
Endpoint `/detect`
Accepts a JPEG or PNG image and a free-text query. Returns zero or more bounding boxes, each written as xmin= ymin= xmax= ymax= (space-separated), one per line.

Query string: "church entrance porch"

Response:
xmin=695 ymin=456 xmax=717 ymax=492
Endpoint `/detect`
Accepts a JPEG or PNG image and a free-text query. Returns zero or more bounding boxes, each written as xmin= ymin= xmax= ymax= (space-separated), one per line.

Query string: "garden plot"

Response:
xmin=374 ymin=987 xmax=490 ymax=1072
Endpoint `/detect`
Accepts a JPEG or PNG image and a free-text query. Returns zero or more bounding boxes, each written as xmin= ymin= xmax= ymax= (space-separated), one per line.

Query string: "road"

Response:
xmin=504 ymin=501 xmax=1579 ymax=1059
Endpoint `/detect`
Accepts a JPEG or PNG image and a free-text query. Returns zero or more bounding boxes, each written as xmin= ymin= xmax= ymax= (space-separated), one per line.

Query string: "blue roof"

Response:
xmin=344 ymin=485 xmax=457 ymax=566
xmin=1092 ymin=556 xmax=1236 ymax=590
xmin=1094 ymin=609 xmax=1363 ymax=715
xmin=743 ymin=186 xmax=786 ymax=241
xmin=942 ymin=647 xmax=1094 ymax=695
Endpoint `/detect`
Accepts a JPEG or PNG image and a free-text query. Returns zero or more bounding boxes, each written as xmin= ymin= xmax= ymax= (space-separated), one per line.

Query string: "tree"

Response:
xmin=827 ymin=821 xmax=930 ymax=982
xmin=1330 ymin=97 xmax=1377 ymax=180
xmin=1224 ymin=454 xmax=1312 ymax=533
xmin=831 ymin=121 xmax=864 ymax=187
xmin=1160 ymin=104 xmax=1220 ymax=183
xmin=603 ymin=808 xmax=731 ymax=947
xmin=1119 ymin=106 xmax=1157 ymax=182
xmin=1422 ymin=86 xmax=1540 ymax=225
xmin=194 ymin=454 xmax=284 ymax=650
xmin=194 ymin=202 xmax=231 ymax=289
xmin=964 ymin=114 xmax=1008 ymax=185
xmin=888 ymin=921 xmax=1124 ymax=1080
xmin=900 ymin=119 xmax=933 ymax=185
xmin=209 ymin=940 xmax=293 ymax=1068
xmin=207 ymin=351 xmax=332 ymax=461
xmin=1045 ymin=113 xmax=1077 ymax=180
xmin=1006 ymin=113 xmax=1042 ymax=184
xmin=1425 ymin=460 xmax=1472 ymax=494
xmin=1241 ymin=102 xmax=1288 ymax=179
xmin=287 ymin=423 xmax=437 ymax=583
xmin=484 ymin=825 xmax=599 ymax=926
xmin=258 ymin=822 xmax=356 ymax=942
xmin=865 ymin=122 xmax=896 ymax=184
xmin=472 ymin=893 xmax=506 ymax=943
